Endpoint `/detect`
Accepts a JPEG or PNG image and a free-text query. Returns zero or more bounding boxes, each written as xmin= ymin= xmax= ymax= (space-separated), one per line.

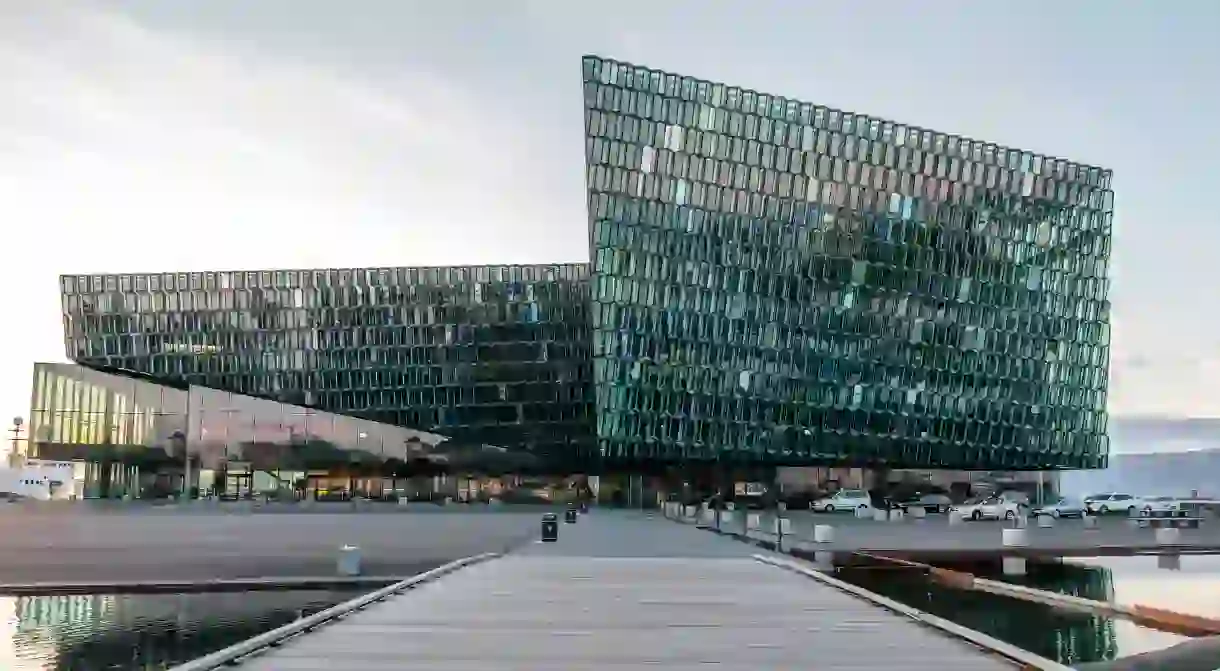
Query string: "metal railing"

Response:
xmin=165 ymin=552 xmax=501 ymax=671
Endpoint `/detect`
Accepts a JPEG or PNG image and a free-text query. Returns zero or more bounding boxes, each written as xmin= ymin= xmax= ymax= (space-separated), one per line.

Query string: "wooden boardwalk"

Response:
xmin=229 ymin=553 xmax=1024 ymax=670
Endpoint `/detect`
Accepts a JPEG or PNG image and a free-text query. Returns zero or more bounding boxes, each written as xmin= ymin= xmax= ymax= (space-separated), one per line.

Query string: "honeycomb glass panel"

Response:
xmin=59 ymin=265 xmax=595 ymax=473
xmin=582 ymin=56 xmax=1112 ymax=471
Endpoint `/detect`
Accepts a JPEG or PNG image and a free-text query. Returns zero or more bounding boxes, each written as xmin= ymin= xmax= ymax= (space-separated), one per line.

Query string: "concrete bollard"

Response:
xmin=908 ymin=506 xmax=926 ymax=520
xmin=397 ymin=497 xmax=411 ymax=507
xmin=774 ymin=517 xmax=792 ymax=535
xmin=1156 ymin=526 xmax=1181 ymax=545
xmin=721 ymin=511 xmax=734 ymax=527
xmin=726 ymin=502 xmax=736 ymax=512
xmin=1083 ymin=514 xmax=1099 ymax=530
xmin=1157 ymin=554 xmax=1182 ymax=571
xmin=947 ymin=510 xmax=964 ymax=526
xmin=336 ymin=545 xmax=362 ymax=576
xmin=684 ymin=505 xmax=695 ymax=519
xmin=747 ymin=513 xmax=761 ymax=530
xmin=1037 ymin=514 xmax=1055 ymax=528
xmin=1002 ymin=556 xmax=1027 ymax=576
xmin=872 ymin=509 xmax=888 ymax=522
xmin=814 ymin=524 xmax=835 ymax=543
xmin=1001 ymin=527 xmax=1028 ymax=547
xmin=856 ymin=506 xmax=871 ymax=519
xmin=889 ymin=508 xmax=904 ymax=522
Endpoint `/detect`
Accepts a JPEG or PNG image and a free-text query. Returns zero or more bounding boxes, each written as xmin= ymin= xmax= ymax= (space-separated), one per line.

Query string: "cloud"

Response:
xmin=0 ymin=0 xmax=581 ymax=426
xmin=0 ymin=1 xmax=573 ymax=272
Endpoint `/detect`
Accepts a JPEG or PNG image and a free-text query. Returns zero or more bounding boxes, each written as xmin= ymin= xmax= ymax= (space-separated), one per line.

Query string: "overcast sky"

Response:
xmin=1 ymin=0 xmax=1217 ymax=434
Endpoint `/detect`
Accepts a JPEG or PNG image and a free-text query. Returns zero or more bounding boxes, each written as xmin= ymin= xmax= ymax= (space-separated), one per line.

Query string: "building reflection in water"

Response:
xmin=0 ymin=590 xmax=363 ymax=671
xmin=836 ymin=559 xmax=1180 ymax=666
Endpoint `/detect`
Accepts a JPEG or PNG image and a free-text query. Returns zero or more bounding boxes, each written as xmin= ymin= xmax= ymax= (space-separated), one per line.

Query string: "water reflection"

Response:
xmin=1061 ymin=555 xmax=1220 ymax=620
xmin=0 ymin=589 xmax=366 ymax=671
xmin=836 ymin=554 xmax=1210 ymax=666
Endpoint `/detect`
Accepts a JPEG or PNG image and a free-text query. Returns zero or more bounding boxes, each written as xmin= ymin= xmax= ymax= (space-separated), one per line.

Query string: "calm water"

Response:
xmin=837 ymin=553 xmax=1220 ymax=666
xmin=0 ymin=589 xmax=368 ymax=671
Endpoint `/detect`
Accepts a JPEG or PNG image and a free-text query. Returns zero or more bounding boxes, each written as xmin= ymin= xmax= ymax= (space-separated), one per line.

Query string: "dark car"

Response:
xmin=898 ymin=493 xmax=954 ymax=514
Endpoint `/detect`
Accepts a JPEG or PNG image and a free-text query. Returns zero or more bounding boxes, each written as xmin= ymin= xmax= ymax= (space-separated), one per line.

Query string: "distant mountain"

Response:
xmin=1061 ymin=418 xmax=1220 ymax=497
xmin=1110 ymin=417 xmax=1220 ymax=454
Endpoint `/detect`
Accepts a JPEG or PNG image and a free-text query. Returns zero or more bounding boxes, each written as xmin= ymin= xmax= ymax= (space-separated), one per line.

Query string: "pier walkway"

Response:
xmin=171 ymin=512 xmax=1067 ymax=670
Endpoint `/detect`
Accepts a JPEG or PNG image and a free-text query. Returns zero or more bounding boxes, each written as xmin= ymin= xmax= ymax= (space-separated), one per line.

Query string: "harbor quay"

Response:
xmin=0 ymin=506 xmax=542 ymax=585
xmin=4 ymin=500 xmax=1216 ymax=588
xmin=665 ymin=507 xmax=1220 ymax=561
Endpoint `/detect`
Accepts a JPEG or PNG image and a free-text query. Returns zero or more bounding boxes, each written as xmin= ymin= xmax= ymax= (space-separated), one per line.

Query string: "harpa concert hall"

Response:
xmin=27 ymin=56 xmax=1113 ymax=503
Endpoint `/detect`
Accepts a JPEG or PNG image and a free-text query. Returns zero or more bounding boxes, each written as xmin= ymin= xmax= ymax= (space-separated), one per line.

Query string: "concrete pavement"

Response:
xmin=0 ymin=505 xmax=543 ymax=583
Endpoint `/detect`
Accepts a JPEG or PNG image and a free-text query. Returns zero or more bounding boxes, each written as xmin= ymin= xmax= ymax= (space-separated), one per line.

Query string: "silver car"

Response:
xmin=1033 ymin=497 xmax=1086 ymax=518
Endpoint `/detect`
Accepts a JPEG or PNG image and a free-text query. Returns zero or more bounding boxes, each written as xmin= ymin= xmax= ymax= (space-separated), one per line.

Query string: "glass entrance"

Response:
xmin=224 ymin=473 xmax=252 ymax=499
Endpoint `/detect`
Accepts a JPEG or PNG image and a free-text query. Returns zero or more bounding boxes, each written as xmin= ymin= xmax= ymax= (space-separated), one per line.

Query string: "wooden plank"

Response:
xmin=237 ymin=555 xmax=1014 ymax=670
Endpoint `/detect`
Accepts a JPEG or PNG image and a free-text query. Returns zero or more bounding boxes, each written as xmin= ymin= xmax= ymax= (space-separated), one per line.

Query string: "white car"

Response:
xmin=811 ymin=489 xmax=872 ymax=513
xmin=1084 ymin=493 xmax=1143 ymax=515
xmin=952 ymin=495 xmax=1022 ymax=521
xmin=1140 ymin=496 xmax=1182 ymax=515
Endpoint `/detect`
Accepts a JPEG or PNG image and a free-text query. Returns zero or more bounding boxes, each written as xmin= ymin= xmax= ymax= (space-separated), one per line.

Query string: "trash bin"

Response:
xmin=541 ymin=513 xmax=559 ymax=542
xmin=564 ymin=507 xmax=578 ymax=524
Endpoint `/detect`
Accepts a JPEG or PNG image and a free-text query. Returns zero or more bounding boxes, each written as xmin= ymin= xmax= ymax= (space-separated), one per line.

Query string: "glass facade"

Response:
xmin=59 ymin=264 xmax=595 ymax=472
xmin=28 ymin=363 xmax=456 ymax=497
xmin=583 ymin=56 xmax=1111 ymax=470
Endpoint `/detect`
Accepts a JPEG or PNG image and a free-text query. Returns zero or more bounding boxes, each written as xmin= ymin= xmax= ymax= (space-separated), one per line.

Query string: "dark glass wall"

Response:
xmin=583 ymin=55 xmax=1112 ymax=470
xmin=59 ymin=264 xmax=595 ymax=472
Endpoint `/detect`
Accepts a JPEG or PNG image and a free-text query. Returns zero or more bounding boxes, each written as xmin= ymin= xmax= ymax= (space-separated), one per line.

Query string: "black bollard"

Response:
xmin=564 ymin=506 xmax=578 ymax=524
xmin=541 ymin=513 xmax=559 ymax=542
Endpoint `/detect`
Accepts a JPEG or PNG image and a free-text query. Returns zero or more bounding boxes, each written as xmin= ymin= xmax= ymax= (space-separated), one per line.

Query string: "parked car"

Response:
xmin=1084 ymin=493 xmax=1143 ymax=515
xmin=996 ymin=490 xmax=1032 ymax=508
xmin=780 ymin=493 xmax=817 ymax=510
xmin=1140 ymin=496 xmax=1182 ymax=515
xmin=810 ymin=489 xmax=872 ymax=513
xmin=1033 ymin=497 xmax=1086 ymax=518
xmin=952 ymin=495 xmax=1022 ymax=521
xmin=898 ymin=493 xmax=953 ymax=514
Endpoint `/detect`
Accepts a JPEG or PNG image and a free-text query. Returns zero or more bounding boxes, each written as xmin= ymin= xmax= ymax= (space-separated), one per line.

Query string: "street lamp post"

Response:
xmin=352 ymin=432 xmax=368 ymax=499
xmin=170 ymin=430 xmax=189 ymax=500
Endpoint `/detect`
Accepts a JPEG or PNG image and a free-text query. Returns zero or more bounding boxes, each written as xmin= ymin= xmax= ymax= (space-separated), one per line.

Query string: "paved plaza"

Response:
xmin=2 ymin=501 xmax=1218 ymax=585
xmin=0 ymin=503 xmax=544 ymax=584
